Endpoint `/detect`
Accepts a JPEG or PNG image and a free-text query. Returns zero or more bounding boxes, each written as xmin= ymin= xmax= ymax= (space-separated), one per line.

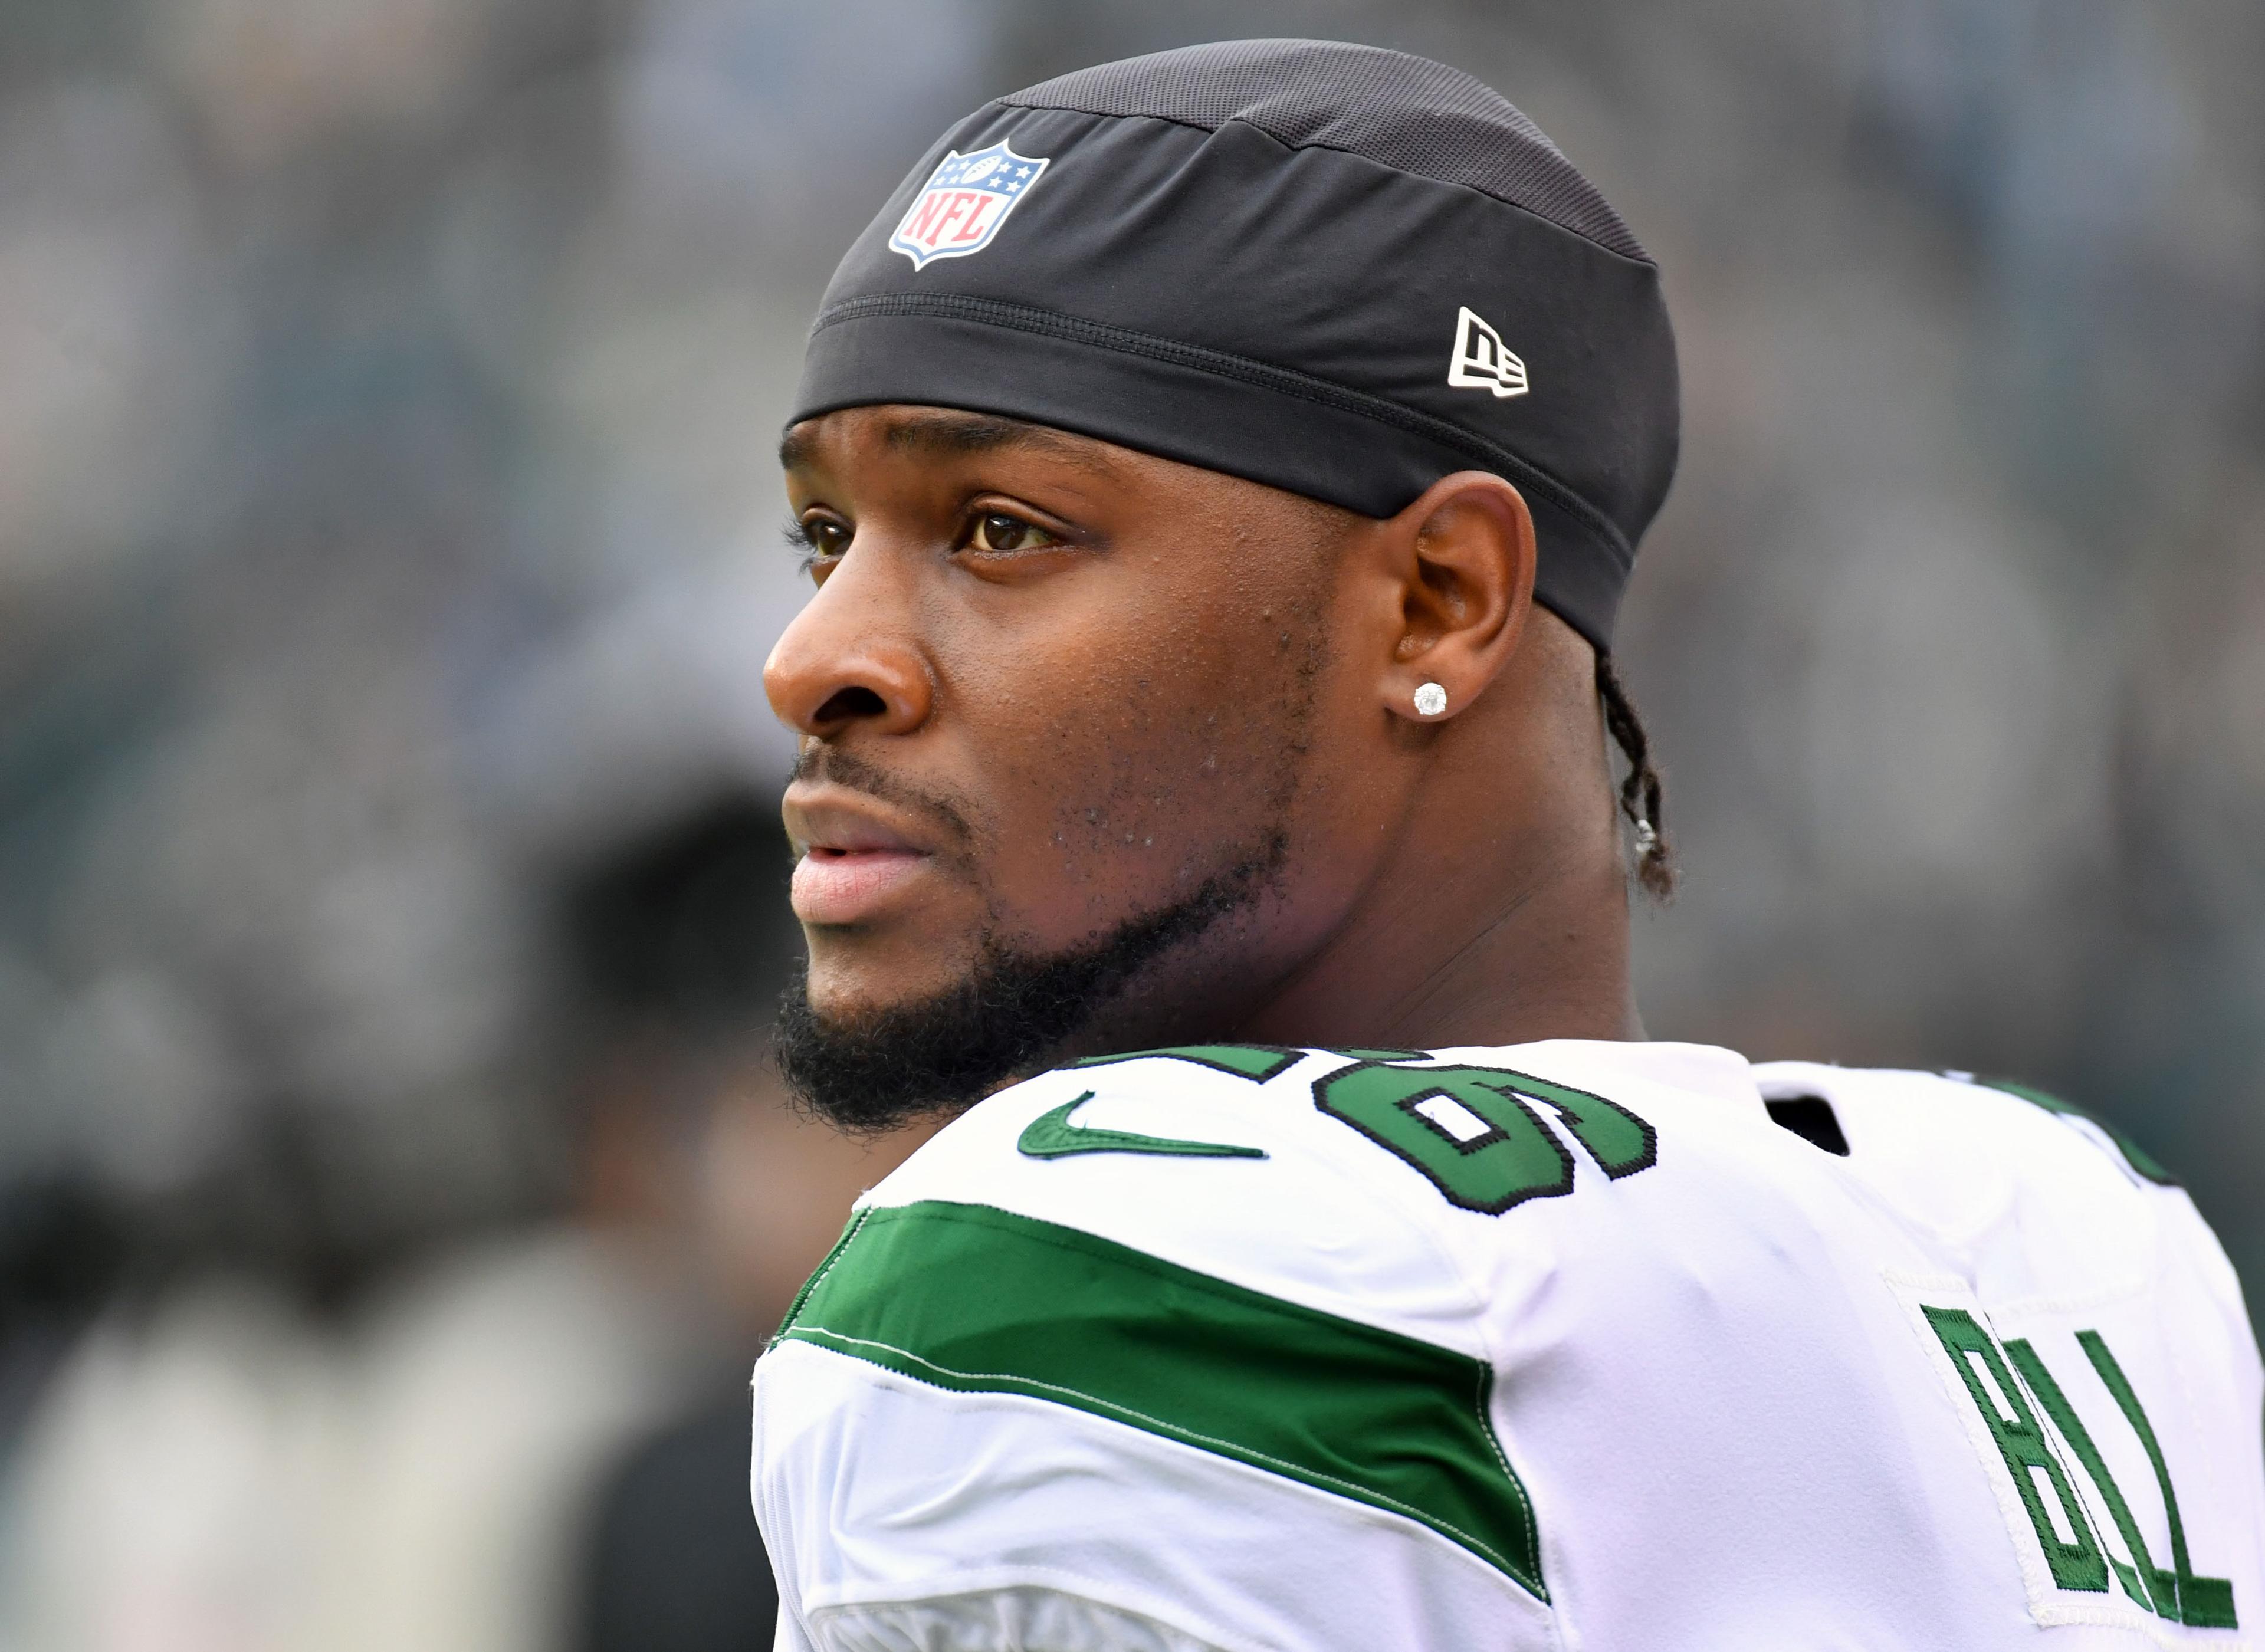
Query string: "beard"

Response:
xmin=774 ymin=832 xmax=1286 ymax=1134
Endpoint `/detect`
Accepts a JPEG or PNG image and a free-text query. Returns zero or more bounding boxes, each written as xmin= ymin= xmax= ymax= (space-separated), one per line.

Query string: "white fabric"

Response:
xmin=756 ymin=1340 xmax=1547 ymax=1652
xmin=753 ymin=1041 xmax=2265 ymax=1650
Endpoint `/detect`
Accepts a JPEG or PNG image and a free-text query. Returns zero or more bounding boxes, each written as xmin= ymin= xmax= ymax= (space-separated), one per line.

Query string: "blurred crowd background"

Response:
xmin=0 ymin=1 xmax=2259 ymax=1647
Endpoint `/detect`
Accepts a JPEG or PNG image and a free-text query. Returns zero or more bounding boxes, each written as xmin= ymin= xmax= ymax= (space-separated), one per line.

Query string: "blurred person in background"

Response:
xmin=0 ymin=788 xmax=907 ymax=1651
xmin=0 ymin=794 xmax=718 ymax=1652
xmin=563 ymin=795 xmax=924 ymax=1652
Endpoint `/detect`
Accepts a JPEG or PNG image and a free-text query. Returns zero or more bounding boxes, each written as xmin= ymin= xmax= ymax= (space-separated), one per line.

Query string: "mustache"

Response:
xmin=789 ymin=746 xmax=977 ymax=849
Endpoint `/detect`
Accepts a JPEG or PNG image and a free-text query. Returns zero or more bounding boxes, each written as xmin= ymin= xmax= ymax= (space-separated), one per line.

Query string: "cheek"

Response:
xmin=939 ymin=576 xmax=1324 ymax=932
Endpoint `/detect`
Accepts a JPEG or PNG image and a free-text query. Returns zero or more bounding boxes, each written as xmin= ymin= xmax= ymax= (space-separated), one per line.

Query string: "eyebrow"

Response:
xmin=778 ymin=411 xmax=1119 ymax=474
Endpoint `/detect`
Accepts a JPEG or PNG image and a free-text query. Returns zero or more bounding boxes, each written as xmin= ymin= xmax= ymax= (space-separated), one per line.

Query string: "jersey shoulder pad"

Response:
xmin=768 ymin=1046 xmax=1550 ymax=1598
xmin=1752 ymin=1060 xmax=2177 ymax=1190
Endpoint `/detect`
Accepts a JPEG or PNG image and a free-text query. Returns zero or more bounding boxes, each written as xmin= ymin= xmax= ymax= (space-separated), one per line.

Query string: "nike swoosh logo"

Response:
xmin=1017 ymin=1091 xmax=1268 ymax=1161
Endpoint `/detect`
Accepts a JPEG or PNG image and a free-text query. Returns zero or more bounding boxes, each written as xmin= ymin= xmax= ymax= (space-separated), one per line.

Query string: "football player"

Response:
xmin=753 ymin=39 xmax=2263 ymax=1650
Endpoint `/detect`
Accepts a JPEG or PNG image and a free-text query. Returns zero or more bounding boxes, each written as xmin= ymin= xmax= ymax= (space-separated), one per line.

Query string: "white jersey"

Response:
xmin=750 ymin=1040 xmax=2264 ymax=1650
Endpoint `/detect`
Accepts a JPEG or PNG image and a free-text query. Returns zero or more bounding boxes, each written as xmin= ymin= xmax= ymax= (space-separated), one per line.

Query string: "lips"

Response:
xmin=790 ymin=843 xmax=930 ymax=924
xmin=784 ymin=787 xmax=941 ymax=925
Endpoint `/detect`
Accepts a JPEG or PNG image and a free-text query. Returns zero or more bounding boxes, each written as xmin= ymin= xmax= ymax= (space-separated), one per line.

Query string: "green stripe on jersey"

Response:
xmin=777 ymin=1199 xmax=1545 ymax=1597
xmin=1975 ymin=1077 xmax=2176 ymax=1186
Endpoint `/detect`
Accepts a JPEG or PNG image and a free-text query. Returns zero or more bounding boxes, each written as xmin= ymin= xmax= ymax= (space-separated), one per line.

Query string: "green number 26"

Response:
xmin=1072 ymin=1046 xmax=1659 ymax=1216
xmin=1312 ymin=1059 xmax=1657 ymax=1214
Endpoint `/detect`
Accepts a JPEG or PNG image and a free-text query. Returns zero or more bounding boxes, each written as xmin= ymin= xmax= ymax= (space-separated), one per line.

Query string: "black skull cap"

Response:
xmin=790 ymin=39 xmax=1680 ymax=651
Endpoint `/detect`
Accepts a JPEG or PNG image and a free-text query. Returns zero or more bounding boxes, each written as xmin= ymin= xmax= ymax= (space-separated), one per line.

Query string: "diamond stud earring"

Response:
xmin=1413 ymin=682 xmax=1448 ymax=718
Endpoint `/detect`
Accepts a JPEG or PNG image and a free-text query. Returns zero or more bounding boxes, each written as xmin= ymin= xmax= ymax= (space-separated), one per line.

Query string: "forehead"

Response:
xmin=778 ymin=406 xmax=1129 ymax=479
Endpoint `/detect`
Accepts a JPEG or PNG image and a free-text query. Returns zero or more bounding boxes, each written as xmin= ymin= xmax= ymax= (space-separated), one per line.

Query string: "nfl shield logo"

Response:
xmin=889 ymin=142 xmax=1050 ymax=270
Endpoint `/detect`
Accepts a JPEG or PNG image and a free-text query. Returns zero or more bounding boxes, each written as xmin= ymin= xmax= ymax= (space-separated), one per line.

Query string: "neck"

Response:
xmin=1238 ymin=629 xmax=1640 ymax=1051
xmin=1235 ymin=836 xmax=1639 ymax=1052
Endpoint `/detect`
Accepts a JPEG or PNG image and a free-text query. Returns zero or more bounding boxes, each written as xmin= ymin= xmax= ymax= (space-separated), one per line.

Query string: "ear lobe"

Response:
xmin=1382 ymin=471 xmax=1537 ymax=722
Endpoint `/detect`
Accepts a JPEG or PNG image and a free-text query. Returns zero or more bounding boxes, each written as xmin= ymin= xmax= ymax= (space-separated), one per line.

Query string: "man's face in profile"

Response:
xmin=765 ymin=405 xmax=1391 ymax=1126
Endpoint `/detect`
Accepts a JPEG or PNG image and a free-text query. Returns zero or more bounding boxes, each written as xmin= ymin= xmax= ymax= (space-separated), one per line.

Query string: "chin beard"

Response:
xmin=774 ymin=833 xmax=1285 ymax=1134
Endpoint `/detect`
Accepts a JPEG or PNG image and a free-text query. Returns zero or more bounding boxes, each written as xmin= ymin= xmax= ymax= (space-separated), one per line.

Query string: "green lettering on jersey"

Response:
xmin=2077 ymin=1330 xmax=2239 ymax=1628
xmin=2004 ymin=1338 xmax=2161 ymax=1612
xmin=1314 ymin=1061 xmax=1656 ymax=1214
xmin=1931 ymin=1312 xmax=2241 ymax=1627
xmin=776 ymin=1198 xmax=1548 ymax=1598
xmin=1922 ymin=1307 xmax=2109 ymax=1594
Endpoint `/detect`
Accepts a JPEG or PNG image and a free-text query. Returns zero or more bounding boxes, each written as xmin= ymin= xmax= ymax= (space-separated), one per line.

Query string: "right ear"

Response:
xmin=1367 ymin=470 xmax=1538 ymax=727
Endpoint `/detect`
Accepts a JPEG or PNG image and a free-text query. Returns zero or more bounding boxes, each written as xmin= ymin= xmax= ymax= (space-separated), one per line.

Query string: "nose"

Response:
xmin=764 ymin=549 xmax=933 ymax=741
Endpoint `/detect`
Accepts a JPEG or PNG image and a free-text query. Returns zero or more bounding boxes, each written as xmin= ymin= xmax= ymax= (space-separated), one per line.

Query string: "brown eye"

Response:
xmin=968 ymin=511 xmax=1055 ymax=553
xmin=803 ymin=516 xmax=851 ymax=558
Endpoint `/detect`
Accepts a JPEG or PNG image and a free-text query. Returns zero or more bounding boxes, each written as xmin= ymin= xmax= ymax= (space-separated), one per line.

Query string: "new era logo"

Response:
xmin=889 ymin=142 xmax=1049 ymax=270
xmin=1446 ymin=306 xmax=1529 ymax=399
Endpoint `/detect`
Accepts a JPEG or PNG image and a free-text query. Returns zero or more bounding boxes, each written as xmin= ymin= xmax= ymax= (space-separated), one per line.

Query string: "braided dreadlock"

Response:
xmin=1595 ymin=653 xmax=1676 ymax=901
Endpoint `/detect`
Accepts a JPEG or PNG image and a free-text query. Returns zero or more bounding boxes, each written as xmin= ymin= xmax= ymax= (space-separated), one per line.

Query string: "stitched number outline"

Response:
xmin=1061 ymin=1048 xmax=1657 ymax=1216
xmin=1314 ymin=1060 xmax=1656 ymax=1214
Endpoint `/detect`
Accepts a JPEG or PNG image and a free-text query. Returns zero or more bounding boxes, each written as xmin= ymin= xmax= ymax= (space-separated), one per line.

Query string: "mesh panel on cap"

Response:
xmin=1000 ymin=39 xmax=1649 ymax=264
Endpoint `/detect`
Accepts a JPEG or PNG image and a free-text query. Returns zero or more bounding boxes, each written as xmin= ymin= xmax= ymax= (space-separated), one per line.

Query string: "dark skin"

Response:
xmin=766 ymin=403 xmax=1642 ymax=1078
